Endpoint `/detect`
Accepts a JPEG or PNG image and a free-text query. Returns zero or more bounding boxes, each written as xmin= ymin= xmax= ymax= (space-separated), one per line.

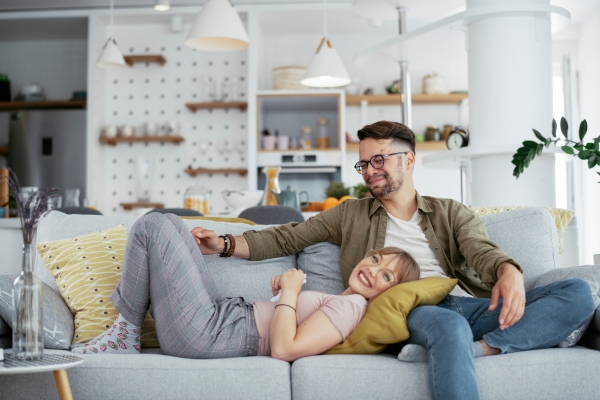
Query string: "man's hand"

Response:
xmin=191 ymin=227 xmax=222 ymax=255
xmin=489 ymin=262 xmax=525 ymax=330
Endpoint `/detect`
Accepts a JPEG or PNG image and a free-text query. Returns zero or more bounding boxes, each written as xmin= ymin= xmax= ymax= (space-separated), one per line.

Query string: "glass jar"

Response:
xmin=203 ymin=76 xmax=215 ymax=102
xmin=263 ymin=167 xmax=281 ymax=206
xmin=300 ymin=126 xmax=313 ymax=149
xmin=183 ymin=184 xmax=210 ymax=215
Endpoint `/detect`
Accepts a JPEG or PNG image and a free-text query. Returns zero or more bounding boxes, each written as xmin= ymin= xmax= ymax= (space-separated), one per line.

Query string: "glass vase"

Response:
xmin=12 ymin=242 xmax=44 ymax=360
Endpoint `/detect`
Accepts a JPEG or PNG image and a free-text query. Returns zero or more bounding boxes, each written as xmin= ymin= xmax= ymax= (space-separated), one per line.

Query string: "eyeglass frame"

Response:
xmin=365 ymin=250 xmax=397 ymax=285
xmin=354 ymin=151 xmax=409 ymax=175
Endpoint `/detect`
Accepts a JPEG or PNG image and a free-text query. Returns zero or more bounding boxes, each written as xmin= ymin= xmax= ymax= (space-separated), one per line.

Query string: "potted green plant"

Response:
xmin=512 ymin=117 xmax=599 ymax=181
xmin=512 ymin=117 xmax=600 ymax=265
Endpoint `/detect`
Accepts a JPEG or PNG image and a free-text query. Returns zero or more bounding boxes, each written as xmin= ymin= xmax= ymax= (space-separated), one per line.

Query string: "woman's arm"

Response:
xmin=269 ymin=269 xmax=343 ymax=362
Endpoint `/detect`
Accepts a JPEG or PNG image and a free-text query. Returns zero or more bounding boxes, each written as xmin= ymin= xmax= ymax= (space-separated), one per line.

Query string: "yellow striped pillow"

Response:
xmin=37 ymin=225 xmax=159 ymax=347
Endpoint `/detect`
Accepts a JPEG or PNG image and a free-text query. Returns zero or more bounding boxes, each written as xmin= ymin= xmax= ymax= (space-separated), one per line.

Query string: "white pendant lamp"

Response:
xmin=185 ymin=0 xmax=249 ymax=52
xmin=301 ymin=0 xmax=350 ymax=88
xmin=154 ymin=0 xmax=170 ymax=12
xmin=97 ymin=0 xmax=125 ymax=68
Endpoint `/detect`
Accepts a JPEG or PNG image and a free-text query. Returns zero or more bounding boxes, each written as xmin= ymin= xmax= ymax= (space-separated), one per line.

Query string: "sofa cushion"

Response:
xmin=480 ymin=207 xmax=559 ymax=290
xmin=533 ymin=265 xmax=600 ymax=347
xmin=0 ymin=274 xmax=73 ymax=349
xmin=471 ymin=206 xmax=574 ymax=254
xmin=0 ymin=349 xmax=292 ymax=400
xmin=292 ymin=347 xmax=600 ymax=400
xmin=325 ymin=277 xmax=457 ymax=355
xmin=297 ymin=242 xmax=344 ymax=295
xmin=36 ymin=224 xmax=159 ymax=347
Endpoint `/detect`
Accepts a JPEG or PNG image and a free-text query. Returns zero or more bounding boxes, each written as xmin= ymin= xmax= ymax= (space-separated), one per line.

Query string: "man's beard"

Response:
xmin=367 ymin=165 xmax=404 ymax=199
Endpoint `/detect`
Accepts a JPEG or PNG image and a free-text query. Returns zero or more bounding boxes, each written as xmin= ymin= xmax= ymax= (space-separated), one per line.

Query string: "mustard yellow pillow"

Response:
xmin=37 ymin=225 xmax=159 ymax=347
xmin=325 ymin=277 xmax=457 ymax=355
xmin=470 ymin=206 xmax=574 ymax=254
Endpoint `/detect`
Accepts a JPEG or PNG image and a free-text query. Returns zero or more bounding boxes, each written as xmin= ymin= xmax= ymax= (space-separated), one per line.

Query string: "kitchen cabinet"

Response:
xmin=255 ymin=90 xmax=346 ymax=203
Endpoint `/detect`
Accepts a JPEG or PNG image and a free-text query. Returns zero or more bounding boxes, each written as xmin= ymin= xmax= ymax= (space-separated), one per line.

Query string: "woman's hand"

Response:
xmin=271 ymin=274 xmax=282 ymax=296
xmin=278 ymin=269 xmax=304 ymax=296
xmin=190 ymin=227 xmax=222 ymax=255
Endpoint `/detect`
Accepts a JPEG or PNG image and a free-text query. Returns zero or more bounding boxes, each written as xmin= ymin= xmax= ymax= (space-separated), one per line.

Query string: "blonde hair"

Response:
xmin=366 ymin=247 xmax=420 ymax=284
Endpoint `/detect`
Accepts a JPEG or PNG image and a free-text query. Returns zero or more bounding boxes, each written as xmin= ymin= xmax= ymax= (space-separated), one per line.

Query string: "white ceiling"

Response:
xmin=0 ymin=1 xmax=598 ymax=34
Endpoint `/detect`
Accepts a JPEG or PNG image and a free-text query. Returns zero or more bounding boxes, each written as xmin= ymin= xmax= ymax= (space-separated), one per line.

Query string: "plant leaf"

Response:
xmin=552 ymin=119 xmax=557 ymax=138
xmin=561 ymin=145 xmax=574 ymax=155
xmin=588 ymin=155 xmax=597 ymax=169
xmin=523 ymin=140 xmax=538 ymax=149
xmin=586 ymin=142 xmax=594 ymax=150
xmin=579 ymin=119 xmax=588 ymax=141
xmin=595 ymin=138 xmax=599 ymax=152
xmin=533 ymin=129 xmax=546 ymax=143
xmin=536 ymin=143 xmax=544 ymax=156
xmin=574 ymin=144 xmax=584 ymax=152
xmin=579 ymin=150 xmax=592 ymax=160
xmin=560 ymin=117 xmax=569 ymax=139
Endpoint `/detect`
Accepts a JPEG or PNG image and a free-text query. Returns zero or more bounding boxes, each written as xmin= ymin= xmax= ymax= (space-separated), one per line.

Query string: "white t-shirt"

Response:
xmin=384 ymin=210 xmax=472 ymax=297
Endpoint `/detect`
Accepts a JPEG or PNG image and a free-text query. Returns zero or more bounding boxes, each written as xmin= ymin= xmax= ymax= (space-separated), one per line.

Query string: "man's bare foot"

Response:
xmin=479 ymin=339 xmax=501 ymax=356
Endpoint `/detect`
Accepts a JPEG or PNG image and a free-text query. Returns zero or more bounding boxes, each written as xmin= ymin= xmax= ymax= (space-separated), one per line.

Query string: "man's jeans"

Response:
xmin=406 ymin=279 xmax=595 ymax=400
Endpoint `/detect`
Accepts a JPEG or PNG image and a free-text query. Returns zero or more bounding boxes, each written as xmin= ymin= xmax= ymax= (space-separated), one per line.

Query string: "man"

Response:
xmin=193 ymin=121 xmax=594 ymax=400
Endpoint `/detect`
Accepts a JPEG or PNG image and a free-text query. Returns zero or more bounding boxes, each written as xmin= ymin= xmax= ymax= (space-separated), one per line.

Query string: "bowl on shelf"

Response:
xmin=221 ymin=190 xmax=264 ymax=216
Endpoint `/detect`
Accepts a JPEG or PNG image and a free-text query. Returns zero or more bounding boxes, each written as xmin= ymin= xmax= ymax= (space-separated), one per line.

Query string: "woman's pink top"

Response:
xmin=252 ymin=291 xmax=368 ymax=356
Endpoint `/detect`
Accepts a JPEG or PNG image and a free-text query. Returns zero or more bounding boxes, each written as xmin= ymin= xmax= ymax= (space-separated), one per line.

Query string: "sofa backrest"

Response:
xmin=479 ymin=207 xmax=559 ymax=290
xmin=35 ymin=211 xmax=296 ymax=303
xmin=34 ymin=206 xmax=559 ymax=302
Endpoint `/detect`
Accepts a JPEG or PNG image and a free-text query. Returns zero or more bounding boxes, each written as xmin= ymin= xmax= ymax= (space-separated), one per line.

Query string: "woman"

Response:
xmin=72 ymin=213 xmax=419 ymax=361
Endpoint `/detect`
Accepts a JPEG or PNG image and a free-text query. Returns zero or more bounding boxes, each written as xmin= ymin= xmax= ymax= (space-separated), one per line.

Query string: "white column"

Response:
xmin=467 ymin=0 xmax=555 ymax=207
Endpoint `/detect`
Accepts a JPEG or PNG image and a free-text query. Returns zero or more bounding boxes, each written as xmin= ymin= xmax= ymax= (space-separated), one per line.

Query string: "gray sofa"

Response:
xmin=0 ymin=207 xmax=599 ymax=400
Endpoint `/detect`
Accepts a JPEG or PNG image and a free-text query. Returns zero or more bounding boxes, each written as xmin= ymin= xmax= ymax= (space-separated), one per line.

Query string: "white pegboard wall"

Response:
xmin=98 ymin=22 xmax=249 ymax=215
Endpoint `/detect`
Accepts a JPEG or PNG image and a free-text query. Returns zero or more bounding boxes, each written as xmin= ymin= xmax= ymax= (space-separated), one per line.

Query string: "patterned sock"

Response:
xmin=71 ymin=314 xmax=141 ymax=354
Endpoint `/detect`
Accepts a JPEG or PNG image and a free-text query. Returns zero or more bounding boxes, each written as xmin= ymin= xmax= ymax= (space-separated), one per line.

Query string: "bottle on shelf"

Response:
xmin=184 ymin=183 xmax=210 ymax=215
xmin=317 ymin=118 xmax=330 ymax=149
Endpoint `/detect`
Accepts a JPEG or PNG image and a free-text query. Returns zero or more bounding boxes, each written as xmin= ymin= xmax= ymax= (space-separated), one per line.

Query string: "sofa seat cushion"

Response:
xmin=292 ymin=347 xmax=600 ymax=400
xmin=0 ymin=349 xmax=291 ymax=400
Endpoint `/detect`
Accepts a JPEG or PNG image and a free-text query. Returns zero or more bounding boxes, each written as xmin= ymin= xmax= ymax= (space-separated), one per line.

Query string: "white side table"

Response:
xmin=0 ymin=352 xmax=83 ymax=400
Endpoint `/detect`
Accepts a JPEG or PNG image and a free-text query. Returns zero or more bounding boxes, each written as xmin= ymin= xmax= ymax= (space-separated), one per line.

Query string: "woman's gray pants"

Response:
xmin=111 ymin=212 xmax=259 ymax=359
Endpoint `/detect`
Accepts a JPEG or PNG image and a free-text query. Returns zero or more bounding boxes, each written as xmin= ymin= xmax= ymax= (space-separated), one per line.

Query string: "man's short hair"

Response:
xmin=357 ymin=121 xmax=416 ymax=153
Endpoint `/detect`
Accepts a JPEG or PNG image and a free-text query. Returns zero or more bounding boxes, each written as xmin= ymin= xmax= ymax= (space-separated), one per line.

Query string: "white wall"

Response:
xmin=575 ymin=5 xmax=600 ymax=263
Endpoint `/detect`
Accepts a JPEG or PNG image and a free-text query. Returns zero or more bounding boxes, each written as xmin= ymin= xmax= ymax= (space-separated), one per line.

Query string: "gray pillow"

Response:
xmin=297 ymin=242 xmax=344 ymax=295
xmin=533 ymin=265 xmax=600 ymax=347
xmin=0 ymin=274 xmax=74 ymax=350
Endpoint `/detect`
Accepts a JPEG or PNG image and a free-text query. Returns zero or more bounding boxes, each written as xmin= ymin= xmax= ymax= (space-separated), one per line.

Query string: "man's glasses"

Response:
xmin=366 ymin=250 xmax=396 ymax=285
xmin=354 ymin=152 xmax=408 ymax=175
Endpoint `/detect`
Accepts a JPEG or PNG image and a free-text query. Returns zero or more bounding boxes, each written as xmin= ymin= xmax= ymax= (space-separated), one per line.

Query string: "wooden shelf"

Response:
xmin=185 ymin=102 xmax=247 ymax=112
xmin=123 ymin=55 xmax=166 ymax=66
xmin=185 ymin=168 xmax=248 ymax=177
xmin=258 ymin=148 xmax=341 ymax=153
xmin=346 ymin=93 xmax=468 ymax=106
xmin=346 ymin=141 xmax=447 ymax=152
xmin=0 ymin=145 xmax=7 ymax=155
xmin=99 ymin=136 xmax=184 ymax=146
xmin=120 ymin=202 xmax=164 ymax=211
xmin=0 ymin=100 xmax=86 ymax=111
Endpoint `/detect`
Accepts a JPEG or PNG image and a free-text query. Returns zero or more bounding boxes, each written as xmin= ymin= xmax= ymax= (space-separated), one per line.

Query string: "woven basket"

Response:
xmin=272 ymin=66 xmax=308 ymax=90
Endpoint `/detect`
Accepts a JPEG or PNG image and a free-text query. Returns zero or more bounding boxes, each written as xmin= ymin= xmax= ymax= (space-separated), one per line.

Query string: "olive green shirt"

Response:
xmin=243 ymin=193 xmax=522 ymax=298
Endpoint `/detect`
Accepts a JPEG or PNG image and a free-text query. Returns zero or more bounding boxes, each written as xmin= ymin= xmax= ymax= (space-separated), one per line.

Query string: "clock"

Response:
xmin=446 ymin=126 xmax=469 ymax=150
